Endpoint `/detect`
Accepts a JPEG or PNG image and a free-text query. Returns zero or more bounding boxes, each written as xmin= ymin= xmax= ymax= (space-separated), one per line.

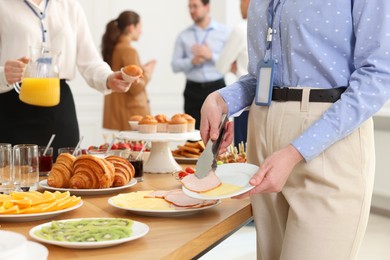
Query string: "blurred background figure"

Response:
xmin=171 ymin=0 xmax=230 ymax=130
xmin=0 ymin=0 xmax=132 ymax=159
xmin=101 ymin=10 xmax=156 ymax=131
xmin=216 ymin=0 xmax=250 ymax=147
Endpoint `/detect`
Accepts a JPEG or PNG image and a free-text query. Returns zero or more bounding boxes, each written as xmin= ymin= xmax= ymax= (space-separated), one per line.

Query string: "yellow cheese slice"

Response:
xmin=201 ymin=183 xmax=243 ymax=197
xmin=111 ymin=191 xmax=174 ymax=211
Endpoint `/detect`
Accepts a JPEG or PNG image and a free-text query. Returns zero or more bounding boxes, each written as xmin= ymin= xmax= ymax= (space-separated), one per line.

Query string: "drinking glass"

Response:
xmin=128 ymin=158 xmax=144 ymax=182
xmin=38 ymin=146 xmax=53 ymax=176
xmin=13 ymin=144 xmax=39 ymax=191
xmin=0 ymin=143 xmax=13 ymax=193
xmin=58 ymin=147 xmax=82 ymax=156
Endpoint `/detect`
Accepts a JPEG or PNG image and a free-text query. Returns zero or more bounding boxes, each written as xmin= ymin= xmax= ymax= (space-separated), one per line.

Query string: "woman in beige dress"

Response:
xmin=101 ymin=11 xmax=156 ymax=131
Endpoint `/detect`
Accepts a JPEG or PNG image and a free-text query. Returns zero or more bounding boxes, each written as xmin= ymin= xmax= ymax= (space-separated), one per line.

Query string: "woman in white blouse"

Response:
xmin=0 ymin=0 xmax=134 ymax=158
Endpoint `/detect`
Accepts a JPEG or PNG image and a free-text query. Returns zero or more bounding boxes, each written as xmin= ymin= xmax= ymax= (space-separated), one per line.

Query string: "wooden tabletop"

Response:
xmin=1 ymin=171 xmax=253 ymax=260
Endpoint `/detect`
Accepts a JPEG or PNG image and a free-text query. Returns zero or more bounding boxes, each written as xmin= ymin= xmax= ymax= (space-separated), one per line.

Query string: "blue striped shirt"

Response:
xmin=171 ymin=20 xmax=230 ymax=83
xmin=219 ymin=0 xmax=390 ymax=161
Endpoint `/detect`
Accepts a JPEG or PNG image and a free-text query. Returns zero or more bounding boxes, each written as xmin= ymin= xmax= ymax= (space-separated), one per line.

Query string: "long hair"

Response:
xmin=101 ymin=11 xmax=140 ymax=65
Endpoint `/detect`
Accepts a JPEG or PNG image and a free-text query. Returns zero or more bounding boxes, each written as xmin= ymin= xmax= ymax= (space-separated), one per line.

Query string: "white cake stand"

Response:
xmin=116 ymin=131 xmax=201 ymax=173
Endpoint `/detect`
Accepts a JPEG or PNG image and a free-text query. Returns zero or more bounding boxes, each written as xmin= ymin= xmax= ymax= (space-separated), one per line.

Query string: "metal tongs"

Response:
xmin=195 ymin=114 xmax=228 ymax=178
xmin=210 ymin=114 xmax=228 ymax=172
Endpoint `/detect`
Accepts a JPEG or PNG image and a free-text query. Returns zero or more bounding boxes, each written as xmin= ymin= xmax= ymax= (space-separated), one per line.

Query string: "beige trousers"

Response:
xmin=247 ymin=95 xmax=375 ymax=260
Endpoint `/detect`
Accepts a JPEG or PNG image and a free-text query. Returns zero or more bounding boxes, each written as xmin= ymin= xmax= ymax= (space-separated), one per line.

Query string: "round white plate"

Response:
xmin=29 ymin=218 xmax=149 ymax=249
xmin=39 ymin=178 xmax=137 ymax=196
xmin=26 ymin=241 xmax=48 ymax=260
xmin=0 ymin=231 xmax=48 ymax=260
xmin=182 ymin=163 xmax=259 ymax=200
xmin=0 ymin=201 xmax=83 ymax=222
xmin=108 ymin=197 xmax=221 ymax=217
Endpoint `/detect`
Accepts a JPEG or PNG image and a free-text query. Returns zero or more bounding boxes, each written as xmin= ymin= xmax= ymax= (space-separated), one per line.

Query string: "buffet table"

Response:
xmin=1 ymin=168 xmax=253 ymax=260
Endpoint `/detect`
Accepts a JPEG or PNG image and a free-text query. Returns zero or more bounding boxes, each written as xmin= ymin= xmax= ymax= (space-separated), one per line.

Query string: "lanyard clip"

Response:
xmin=267 ymin=27 xmax=273 ymax=42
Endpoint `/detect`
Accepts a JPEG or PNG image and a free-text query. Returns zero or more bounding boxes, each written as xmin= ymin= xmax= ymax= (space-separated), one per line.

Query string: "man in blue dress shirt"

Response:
xmin=171 ymin=0 xmax=229 ymax=129
xmin=200 ymin=1 xmax=390 ymax=259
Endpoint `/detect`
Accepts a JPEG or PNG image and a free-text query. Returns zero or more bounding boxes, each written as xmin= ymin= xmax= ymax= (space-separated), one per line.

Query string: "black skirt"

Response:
xmin=0 ymin=80 xmax=79 ymax=158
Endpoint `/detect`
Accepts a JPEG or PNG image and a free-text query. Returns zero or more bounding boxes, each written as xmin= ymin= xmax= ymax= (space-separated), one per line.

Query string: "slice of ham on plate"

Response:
xmin=182 ymin=163 xmax=259 ymax=200
xmin=180 ymin=170 xmax=222 ymax=193
xmin=163 ymin=189 xmax=218 ymax=208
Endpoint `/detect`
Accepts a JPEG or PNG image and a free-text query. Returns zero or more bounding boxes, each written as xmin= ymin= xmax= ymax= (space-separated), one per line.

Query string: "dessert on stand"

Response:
xmin=116 ymin=131 xmax=201 ymax=173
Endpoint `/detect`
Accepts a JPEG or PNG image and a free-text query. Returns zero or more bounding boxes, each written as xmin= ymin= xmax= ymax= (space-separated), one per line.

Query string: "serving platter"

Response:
xmin=39 ymin=178 xmax=137 ymax=196
xmin=0 ymin=201 xmax=83 ymax=222
xmin=182 ymin=163 xmax=258 ymax=200
xmin=29 ymin=218 xmax=149 ymax=249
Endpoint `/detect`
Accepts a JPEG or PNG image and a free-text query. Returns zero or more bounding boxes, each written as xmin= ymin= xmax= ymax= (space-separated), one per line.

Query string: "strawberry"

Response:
xmin=111 ymin=143 xmax=119 ymax=150
xmin=185 ymin=167 xmax=195 ymax=174
xmin=178 ymin=171 xmax=189 ymax=179
xmin=99 ymin=143 xmax=109 ymax=150
xmin=132 ymin=143 xmax=143 ymax=151
xmin=117 ymin=142 xmax=130 ymax=150
xmin=88 ymin=145 xmax=98 ymax=151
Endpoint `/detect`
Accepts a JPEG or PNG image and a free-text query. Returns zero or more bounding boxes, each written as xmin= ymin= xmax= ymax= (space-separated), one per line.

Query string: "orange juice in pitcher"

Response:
xmin=16 ymin=46 xmax=61 ymax=107
xmin=20 ymin=78 xmax=60 ymax=107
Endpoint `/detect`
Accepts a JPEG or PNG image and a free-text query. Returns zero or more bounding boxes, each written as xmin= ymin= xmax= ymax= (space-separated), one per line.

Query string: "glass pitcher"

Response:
xmin=16 ymin=46 xmax=61 ymax=107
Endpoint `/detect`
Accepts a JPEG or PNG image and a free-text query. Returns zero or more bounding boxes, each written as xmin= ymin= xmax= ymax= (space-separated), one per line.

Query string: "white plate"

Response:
xmin=39 ymin=178 xmax=137 ymax=196
xmin=182 ymin=163 xmax=259 ymax=200
xmin=26 ymin=241 xmax=48 ymax=260
xmin=108 ymin=197 xmax=221 ymax=217
xmin=0 ymin=201 xmax=83 ymax=222
xmin=29 ymin=218 xmax=149 ymax=249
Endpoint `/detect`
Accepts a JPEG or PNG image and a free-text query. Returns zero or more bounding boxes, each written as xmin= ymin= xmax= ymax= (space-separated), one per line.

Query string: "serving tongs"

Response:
xmin=195 ymin=114 xmax=228 ymax=178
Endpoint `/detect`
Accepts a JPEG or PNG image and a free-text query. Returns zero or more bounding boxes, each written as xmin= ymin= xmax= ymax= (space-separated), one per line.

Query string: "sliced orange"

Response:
xmin=11 ymin=191 xmax=41 ymax=201
xmin=40 ymin=191 xmax=56 ymax=204
xmin=0 ymin=205 xmax=19 ymax=214
xmin=12 ymin=198 xmax=32 ymax=209
xmin=20 ymin=201 xmax=58 ymax=214
xmin=0 ymin=196 xmax=12 ymax=206
xmin=53 ymin=191 xmax=70 ymax=201
xmin=56 ymin=196 xmax=81 ymax=210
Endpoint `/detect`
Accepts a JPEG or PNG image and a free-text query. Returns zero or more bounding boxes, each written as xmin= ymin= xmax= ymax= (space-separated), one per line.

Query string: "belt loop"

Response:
xmin=301 ymin=88 xmax=310 ymax=112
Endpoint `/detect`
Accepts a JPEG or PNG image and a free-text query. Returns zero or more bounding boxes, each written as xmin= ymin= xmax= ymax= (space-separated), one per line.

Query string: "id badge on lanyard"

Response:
xmin=255 ymin=59 xmax=275 ymax=106
xmin=255 ymin=0 xmax=280 ymax=106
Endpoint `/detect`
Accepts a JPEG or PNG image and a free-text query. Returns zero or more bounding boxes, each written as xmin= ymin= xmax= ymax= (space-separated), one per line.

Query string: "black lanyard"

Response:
xmin=24 ymin=0 xmax=50 ymax=43
xmin=265 ymin=0 xmax=281 ymax=61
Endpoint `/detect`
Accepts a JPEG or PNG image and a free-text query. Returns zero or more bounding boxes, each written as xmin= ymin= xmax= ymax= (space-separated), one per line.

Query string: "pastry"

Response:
xmin=47 ymin=153 xmax=76 ymax=188
xmin=168 ymin=114 xmax=188 ymax=133
xmin=181 ymin=113 xmax=196 ymax=132
xmin=138 ymin=115 xmax=158 ymax=133
xmin=128 ymin=115 xmax=143 ymax=131
xmin=154 ymin=114 xmax=168 ymax=132
xmin=70 ymin=155 xmax=114 ymax=189
xmin=122 ymin=65 xmax=143 ymax=77
xmin=105 ymin=155 xmax=135 ymax=187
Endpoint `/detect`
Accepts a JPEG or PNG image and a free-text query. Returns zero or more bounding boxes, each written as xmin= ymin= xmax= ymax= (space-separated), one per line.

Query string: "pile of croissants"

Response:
xmin=47 ymin=154 xmax=135 ymax=189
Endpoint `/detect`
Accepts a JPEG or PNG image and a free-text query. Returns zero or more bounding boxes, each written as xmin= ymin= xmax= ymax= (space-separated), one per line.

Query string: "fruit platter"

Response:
xmin=0 ymin=191 xmax=82 ymax=222
xmin=29 ymin=217 xmax=149 ymax=249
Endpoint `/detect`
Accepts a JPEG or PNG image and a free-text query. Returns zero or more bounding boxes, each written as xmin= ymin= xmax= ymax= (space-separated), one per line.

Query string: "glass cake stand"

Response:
xmin=116 ymin=131 xmax=201 ymax=173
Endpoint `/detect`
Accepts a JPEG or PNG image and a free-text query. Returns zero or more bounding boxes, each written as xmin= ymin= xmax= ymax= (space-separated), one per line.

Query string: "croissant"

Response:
xmin=105 ymin=156 xmax=135 ymax=187
xmin=47 ymin=153 xmax=76 ymax=188
xmin=70 ymin=155 xmax=114 ymax=189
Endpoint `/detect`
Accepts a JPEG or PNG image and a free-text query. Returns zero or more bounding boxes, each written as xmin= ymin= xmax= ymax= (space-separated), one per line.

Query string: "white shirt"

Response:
xmin=215 ymin=21 xmax=248 ymax=78
xmin=0 ymin=0 xmax=112 ymax=94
